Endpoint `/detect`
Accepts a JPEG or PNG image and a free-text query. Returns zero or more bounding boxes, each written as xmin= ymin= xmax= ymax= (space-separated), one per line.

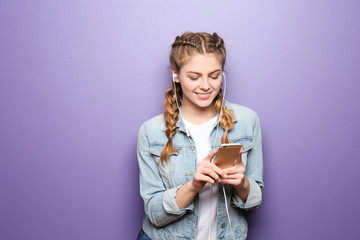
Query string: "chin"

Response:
xmin=194 ymin=99 xmax=216 ymax=109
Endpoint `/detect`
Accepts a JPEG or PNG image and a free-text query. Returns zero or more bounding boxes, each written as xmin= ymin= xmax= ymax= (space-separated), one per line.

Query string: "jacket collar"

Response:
xmin=171 ymin=100 xmax=237 ymax=134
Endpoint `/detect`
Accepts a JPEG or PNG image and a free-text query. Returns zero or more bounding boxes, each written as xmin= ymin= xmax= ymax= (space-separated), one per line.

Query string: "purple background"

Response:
xmin=1 ymin=1 xmax=360 ymax=239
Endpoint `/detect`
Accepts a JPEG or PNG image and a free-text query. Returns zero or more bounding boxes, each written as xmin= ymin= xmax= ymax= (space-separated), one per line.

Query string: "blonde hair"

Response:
xmin=160 ymin=32 xmax=234 ymax=164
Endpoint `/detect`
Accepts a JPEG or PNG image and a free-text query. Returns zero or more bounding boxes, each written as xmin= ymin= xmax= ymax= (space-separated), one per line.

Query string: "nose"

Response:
xmin=199 ymin=77 xmax=210 ymax=91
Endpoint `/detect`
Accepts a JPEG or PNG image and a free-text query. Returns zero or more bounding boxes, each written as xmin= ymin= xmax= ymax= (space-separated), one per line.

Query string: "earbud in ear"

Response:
xmin=172 ymin=74 xmax=178 ymax=82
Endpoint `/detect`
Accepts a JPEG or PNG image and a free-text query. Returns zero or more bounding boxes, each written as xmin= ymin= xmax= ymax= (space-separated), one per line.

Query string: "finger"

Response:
xmin=221 ymin=171 xmax=244 ymax=179
xmin=203 ymin=148 xmax=219 ymax=163
xmin=219 ymin=178 xmax=243 ymax=186
xmin=208 ymin=162 xmax=228 ymax=179
xmin=223 ymin=165 xmax=245 ymax=175
xmin=220 ymin=172 xmax=245 ymax=182
xmin=197 ymin=162 xmax=225 ymax=180
xmin=234 ymin=148 xmax=244 ymax=166
xmin=198 ymin=162 xmax=228 ymax=179
xmin=194 ymin=172 xmax=216 ymax=184
xmin=200 ymin=168 xmax=222 ymax=182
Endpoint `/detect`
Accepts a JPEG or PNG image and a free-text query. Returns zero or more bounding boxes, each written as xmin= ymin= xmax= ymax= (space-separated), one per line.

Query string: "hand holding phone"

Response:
xmin=213 ymin=143 xmax=243 ymax=169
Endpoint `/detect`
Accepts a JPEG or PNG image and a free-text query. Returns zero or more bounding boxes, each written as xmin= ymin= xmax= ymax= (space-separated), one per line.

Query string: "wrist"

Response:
xmin=187 ymin=179 xmax=202 ymax=193
xmin=234 ymin=175 xmax=249 ymax=191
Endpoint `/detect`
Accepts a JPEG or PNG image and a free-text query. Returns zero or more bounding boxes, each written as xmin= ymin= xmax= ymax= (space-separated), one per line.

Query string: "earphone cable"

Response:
xmin=222 ymin=185 xmax=236 ymax=240
xmin=172 ymin=72 xmax=235 ymax=240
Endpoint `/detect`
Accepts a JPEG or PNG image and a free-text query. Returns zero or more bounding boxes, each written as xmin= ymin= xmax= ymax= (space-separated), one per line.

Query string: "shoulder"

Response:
xmin=138 ymin=113 xmax=166 ymax=141
xmin=226 ymin=102 xmax=259 ymax=123
xmin=226 ymin=102 xmax=262 ymax=142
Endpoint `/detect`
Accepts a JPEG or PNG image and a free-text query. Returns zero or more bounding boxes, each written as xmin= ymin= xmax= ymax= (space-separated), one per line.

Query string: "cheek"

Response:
xmin=181 ymin=81 xmax=197 ymax=92
xmin=212 ymin=80 xmax=222 ymax=91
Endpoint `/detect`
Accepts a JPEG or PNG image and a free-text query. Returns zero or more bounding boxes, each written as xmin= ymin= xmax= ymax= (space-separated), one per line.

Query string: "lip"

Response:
xmin=195 ymin=92 xmax=212 ymax=100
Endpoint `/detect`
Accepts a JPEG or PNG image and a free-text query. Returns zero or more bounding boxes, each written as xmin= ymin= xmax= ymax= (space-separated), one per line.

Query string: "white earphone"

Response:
xmin=172 ymin=70 xmax=234 ymax=240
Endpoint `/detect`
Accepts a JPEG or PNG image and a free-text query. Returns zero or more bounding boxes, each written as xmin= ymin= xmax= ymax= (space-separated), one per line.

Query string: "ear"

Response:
xmin=171 ymin=67 xmax=180 ymax=83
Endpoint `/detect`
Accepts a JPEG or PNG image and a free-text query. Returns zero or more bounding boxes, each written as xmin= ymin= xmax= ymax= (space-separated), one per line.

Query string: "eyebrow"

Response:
xmin=186 ymin=69 xmax=222 ymax=75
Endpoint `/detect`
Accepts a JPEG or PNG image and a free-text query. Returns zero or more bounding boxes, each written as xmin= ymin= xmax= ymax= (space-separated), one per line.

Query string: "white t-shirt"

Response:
xmin=183 ymin=116 xmax=219 ymax=240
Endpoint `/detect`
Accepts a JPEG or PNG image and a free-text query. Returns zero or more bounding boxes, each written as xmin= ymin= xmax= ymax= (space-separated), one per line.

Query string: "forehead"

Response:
xmin=180 ymin=53 xmax=222 ymax=73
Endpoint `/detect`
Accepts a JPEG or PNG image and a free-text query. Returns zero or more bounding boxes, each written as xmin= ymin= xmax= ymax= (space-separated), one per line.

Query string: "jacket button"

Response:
xmin=221 ymin=197 xmax=225 ymax=202
xmin=221 ymin=223 xmax=226 ymax=228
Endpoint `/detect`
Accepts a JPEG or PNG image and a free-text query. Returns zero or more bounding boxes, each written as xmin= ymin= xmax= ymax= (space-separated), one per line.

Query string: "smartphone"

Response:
xmin=213 ymin=143 xmax=243 ymax=169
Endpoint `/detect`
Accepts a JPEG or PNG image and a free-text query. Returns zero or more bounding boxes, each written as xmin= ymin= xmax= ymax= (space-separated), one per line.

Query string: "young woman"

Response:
xmin=137 ymin=32 xmax=264 ymax=240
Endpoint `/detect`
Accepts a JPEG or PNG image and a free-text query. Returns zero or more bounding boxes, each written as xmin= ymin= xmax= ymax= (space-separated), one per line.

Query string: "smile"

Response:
xmin=196 ymin=92 xmax=212 ymax=100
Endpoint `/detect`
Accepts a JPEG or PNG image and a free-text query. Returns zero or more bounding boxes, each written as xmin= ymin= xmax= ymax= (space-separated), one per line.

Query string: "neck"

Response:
xmin=181 ymin=102 xmax=217 ymax=125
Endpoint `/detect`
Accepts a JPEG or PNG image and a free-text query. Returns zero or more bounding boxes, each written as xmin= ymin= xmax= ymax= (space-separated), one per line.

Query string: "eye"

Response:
xmin=210 ymin=75 xmax=220 ymax=80
xmin=189 ymin=76 xmax=199 ymax=80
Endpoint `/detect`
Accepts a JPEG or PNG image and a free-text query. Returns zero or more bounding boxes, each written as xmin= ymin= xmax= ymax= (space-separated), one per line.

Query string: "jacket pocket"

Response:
xmin=149 ymin=145 xmax=179 ymax=189
xmin=232 ymin=137 xmax=253 ymax=168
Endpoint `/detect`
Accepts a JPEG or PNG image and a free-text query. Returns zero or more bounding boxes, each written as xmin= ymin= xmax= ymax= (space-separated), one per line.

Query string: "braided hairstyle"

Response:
xmin=160 ymin=32 xmax=234 ymax=164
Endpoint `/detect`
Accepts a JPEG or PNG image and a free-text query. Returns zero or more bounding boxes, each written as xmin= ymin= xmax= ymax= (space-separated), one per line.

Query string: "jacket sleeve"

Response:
xmin=137 ymin=124 xmax=194 ymax=227
xmin=232 ymin=114 xmax=264 ymax=210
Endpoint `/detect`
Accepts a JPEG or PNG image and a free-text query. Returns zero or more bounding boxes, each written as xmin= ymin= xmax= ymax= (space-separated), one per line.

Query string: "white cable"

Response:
xmin=208 ymin=184 xmax=213 ymax=240
xmin=222 ymin=186 xmax=236 ymax=240
xmin=221 ymin=71 xmax=227 ymax=114
xmin=215 ymin=72 xmax=226 ymax=126
xmin=220 ymin=72 xmax=235 ymax=240
xmin=211 ymin=71 xmax=226 ymax=163
xmin=173 ymin=81 xmax=182 ymax=114
xmin=172 ymin=72 xmax=232 ymax=240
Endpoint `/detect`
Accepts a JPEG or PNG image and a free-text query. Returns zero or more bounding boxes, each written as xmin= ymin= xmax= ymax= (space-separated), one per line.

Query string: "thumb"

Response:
xmin=204 ymin=148 xmax=219 ymax=162
xmin=234 ymin=148 xmax=244 ymax=165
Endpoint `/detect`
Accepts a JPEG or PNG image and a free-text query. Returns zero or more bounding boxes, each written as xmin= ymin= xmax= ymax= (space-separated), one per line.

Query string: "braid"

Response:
xmin=172 ymin=36 xmax=198 ymax=49
xmin=163 ymin=31 xmax=230 ymax=163
xmin=212 ymin=32 xmax=225 ymax=49
xmin=214 ymin=91 xmax=234 ymax=144
xmin=170 ymin=32 xmax=226 ymax=73
xmin=160 ymin=84 xmax=182 ymax=164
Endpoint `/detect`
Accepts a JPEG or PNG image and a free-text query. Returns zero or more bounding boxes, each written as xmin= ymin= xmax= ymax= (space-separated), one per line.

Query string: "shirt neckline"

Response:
xmin=183 ymin=115 xmax=218 ymax=129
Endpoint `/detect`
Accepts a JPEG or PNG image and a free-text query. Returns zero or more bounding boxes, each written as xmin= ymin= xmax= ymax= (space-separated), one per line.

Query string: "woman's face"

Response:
xmin=174 ymin=53 xmax=223 ymax=115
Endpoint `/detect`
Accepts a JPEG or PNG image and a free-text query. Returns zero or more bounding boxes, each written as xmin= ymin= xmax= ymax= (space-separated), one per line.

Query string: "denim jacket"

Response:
xmin=137 ymin=102 xmax=264 ymax=240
